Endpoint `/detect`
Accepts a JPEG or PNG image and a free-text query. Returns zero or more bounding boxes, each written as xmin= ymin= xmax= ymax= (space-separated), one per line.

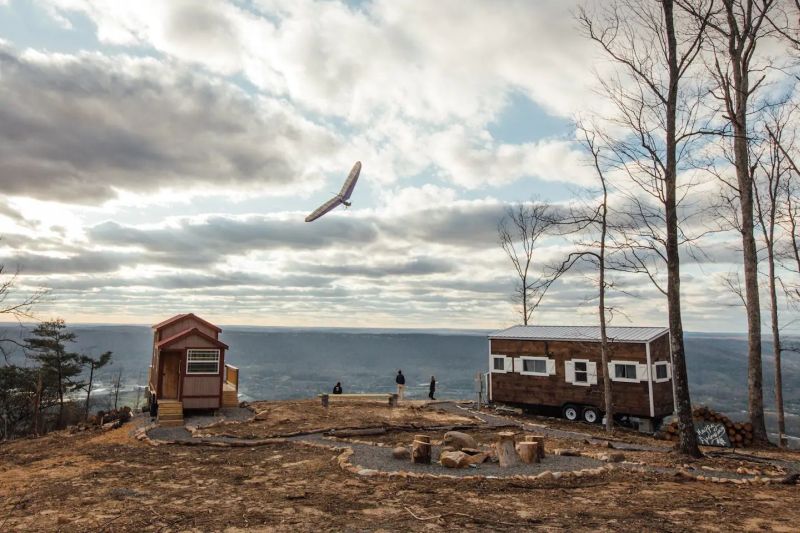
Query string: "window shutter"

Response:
xmin=546 ymin=359 xmax=556 ymax=376
xmin=608 ymin=362 xmax=616 ymax=381
xmin=505 ymin=357 xmax=514 ymax=372
xmin=636 ymin=363 xmax=649 ymax=381
xmin=667 ymin=363 xmax=672 ymax=379
xmin=564 ymin=361 xmax=575 ymax=384
xmin=587 ymin=362 xmax=598 ymax=385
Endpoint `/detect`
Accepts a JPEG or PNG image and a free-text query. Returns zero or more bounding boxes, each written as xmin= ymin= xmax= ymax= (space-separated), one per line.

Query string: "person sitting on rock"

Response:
xmin=332 ymin=382 xmax=343 ymax=394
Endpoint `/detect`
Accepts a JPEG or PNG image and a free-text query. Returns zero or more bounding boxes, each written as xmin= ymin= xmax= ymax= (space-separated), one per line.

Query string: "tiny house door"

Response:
xmin=161 ymin=352 xmax=180 ymax=399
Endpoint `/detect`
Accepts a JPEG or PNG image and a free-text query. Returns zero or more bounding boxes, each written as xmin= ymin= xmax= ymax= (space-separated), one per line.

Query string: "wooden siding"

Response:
xmin=183 ymin=397 xmax=220 ymax=409
xmin=159 ymin=316 xmax=218 ymax=341
xmin=490 ymin=336 xmax=672 ymax=418
xmin=163 ymin=333 xmax=220 ymax=351
xmin=183 ymin=376 xmax=222 ymax=396
xmin=648 ymin=333 xmax=675 ymax=417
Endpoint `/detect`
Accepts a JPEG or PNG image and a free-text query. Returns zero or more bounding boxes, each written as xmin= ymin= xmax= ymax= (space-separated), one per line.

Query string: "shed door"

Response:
xmin=161 ymin=352 xmax=180 ymax=399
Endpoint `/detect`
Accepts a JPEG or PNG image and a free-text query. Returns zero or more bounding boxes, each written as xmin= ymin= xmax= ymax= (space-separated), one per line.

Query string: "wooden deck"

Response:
xmin=222 ymin=381 xmax=239 ymax=408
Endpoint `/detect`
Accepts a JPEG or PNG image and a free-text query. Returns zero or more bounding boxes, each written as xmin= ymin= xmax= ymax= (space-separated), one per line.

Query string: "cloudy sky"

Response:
xmin=0 ymin=0 xmax=796 ymax=332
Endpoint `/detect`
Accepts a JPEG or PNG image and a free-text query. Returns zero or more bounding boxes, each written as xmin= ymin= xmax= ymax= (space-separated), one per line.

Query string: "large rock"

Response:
xmin=599 ymin=452 xmax=625 ymax=463
xmin=440 ymin=451 xmax=471 ymax=468
xmin=392 ymin=447 xmax=410 ymax=460
xmin=443 ymin=431 xmax=478 ymax=451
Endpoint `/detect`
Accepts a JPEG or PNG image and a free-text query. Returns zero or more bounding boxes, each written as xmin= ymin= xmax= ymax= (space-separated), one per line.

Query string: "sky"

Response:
xmin=0 ymin=0 xmax=797 ymax=332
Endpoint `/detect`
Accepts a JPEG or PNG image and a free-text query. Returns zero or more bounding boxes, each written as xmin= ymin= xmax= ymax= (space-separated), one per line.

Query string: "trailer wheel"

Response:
xmin=562 ymin=405 xmax=579 ymax=421
xmin=582 ymin=407 xmax=599 ymax=424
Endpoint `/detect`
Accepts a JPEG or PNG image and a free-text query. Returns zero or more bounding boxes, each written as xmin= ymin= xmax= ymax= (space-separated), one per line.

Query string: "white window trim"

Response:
xmin=186 ymin=349 xmax=221 ymax=375
xmin=568 ymin=358 xmax=595 ymax=387
xmin=518 ymin=356 xmax=554 ymax=377
xmin=652 ymin=361 xmax=671 ymax=383
xmin=490 ymin=354 xmax=511 ymax=374
xmin=609 ymin=360 xmax=640 ymax=383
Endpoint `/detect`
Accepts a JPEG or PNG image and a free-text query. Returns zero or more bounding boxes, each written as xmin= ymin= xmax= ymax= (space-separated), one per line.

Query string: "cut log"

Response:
xmin=518 ymin=442 xmax=540 ymax=464
xmin=495 ymin=431 xmax=521 ymax=468
xmin=411 ymin=435 xmax=431 ymax=464
xmin=524 ymin=435 xmax=546 ymax=460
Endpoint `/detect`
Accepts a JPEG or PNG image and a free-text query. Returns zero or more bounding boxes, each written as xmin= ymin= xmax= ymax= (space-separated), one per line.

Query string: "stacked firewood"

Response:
xmin=660 ymin=406 xmax=754 ymax=447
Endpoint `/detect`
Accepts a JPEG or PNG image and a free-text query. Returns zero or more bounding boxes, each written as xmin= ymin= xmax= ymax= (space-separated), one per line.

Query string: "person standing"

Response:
xmin=333 ymin=382 xmax=343 ymax=394
xmin=428 ymin=376 xmax=436 ymax=401
xmin=395 ymin=370 xmax=406 ymax=401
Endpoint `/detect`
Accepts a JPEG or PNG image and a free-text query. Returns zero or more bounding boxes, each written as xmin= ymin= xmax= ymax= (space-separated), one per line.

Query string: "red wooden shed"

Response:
xmin=147 ymin=313 xmax=239 ymax=426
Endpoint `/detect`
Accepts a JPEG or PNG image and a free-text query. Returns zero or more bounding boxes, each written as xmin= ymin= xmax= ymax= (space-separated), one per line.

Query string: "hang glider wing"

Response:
xmin=305 ymin=196 xmax=343 ymax=222
xmin=339 ymin=161 xmax=362 ymax=201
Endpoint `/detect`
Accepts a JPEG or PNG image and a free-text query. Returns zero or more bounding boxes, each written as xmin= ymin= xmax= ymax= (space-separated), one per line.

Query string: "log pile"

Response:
xmin=661 ymin=406 xmax=753 ymax=448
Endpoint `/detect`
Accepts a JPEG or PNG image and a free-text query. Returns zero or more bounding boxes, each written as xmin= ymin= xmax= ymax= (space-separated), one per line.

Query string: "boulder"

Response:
xmin=464 ymin=452 xmax=489 ymax=465
xmin=392 ymin=447 xmax=410 ymax=460
xmin=599 ymin=452 xmax=625 ymax=463
xmin=440 ymin=451 xmax=471 ymax=468
xmin=443 ymin=431 xmax=478 ymax=451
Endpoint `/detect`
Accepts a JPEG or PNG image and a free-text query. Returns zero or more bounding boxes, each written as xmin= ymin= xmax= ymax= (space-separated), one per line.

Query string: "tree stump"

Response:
xmin=518 ymin=441 xmax=540 ymax=464
xmin=495 ymin=431 xmax=521 ymax=467
xmin=411 ymin=434 xmax=431 ymax=464
xmin=524 ymin=435 xmax=546 ymax=460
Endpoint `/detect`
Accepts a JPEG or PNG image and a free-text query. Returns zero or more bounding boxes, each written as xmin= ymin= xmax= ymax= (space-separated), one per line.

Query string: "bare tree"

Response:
xmin=753 ymin=104 xmax=794 ymax=446
xmin=549 ymin=127 xmax=616 ymax=433
xmin=0 ymin=264 xmax=49 ymax=362
xmin=578 ymin=0 xmax=712 ymax=457
xmin=498 ymin=202 xmax=554 ymax=325
xmin=80 ymin=351 xmax=112 ymax=421
xmin=688 ymin=0 xmax=781 ymax=443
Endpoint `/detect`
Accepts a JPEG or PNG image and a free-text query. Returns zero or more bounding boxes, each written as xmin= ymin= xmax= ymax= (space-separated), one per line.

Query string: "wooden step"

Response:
xmin=159 ymin=419 xmax=184 ymax=427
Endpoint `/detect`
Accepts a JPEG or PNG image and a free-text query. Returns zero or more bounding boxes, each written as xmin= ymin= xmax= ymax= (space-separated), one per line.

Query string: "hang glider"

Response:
xmin=305 ymin=161 xmax=362 ymax=222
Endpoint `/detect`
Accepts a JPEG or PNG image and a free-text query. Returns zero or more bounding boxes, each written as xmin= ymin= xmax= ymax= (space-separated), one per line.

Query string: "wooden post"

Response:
xmin=320 ymin=394 xmax=329 ymax=408
xmin=389 ymin=394 xmax=398 ymax=408
xmin=518 ymin=442 xmax=540 ymax=464
xmin=495 ymin=431 xmax=521 ymax=467
xmin=411 ymin=434 xmax=431 ymax=464
xmin=524 ymin=435 xmax=546 ymax=460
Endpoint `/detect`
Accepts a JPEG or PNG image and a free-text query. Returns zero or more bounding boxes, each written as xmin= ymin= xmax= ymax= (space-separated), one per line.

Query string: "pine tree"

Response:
xmin=25 ymin=319 xmax=84 ymax=429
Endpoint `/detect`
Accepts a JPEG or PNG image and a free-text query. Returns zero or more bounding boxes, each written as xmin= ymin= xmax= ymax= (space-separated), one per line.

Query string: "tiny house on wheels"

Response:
xmin=147 ymin=314 xmax=240 ymax=426
xmin=488 ymin=325 xmax=674 ymax=431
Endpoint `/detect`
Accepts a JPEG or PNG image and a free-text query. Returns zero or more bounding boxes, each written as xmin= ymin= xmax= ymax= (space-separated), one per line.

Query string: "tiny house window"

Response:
xmin=574 ymin=361 xmax=588 ymax=383
xmin=614 ymin=363 xmax=637 ymax=380
xmin=186 ymin=349 xmax=220 ymax=374
xmin=524 ymin=359 xmax=546 ymax=374
xmin=493 ymin=357 xmax=505 ymax=371
xmin=653 ymin=361 xmax=670 ymax=382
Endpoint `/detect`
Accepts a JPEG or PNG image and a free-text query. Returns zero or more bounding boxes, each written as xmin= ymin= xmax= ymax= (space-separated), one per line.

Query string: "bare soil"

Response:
xmin=1 ymin=401 xmax=798 ymax=532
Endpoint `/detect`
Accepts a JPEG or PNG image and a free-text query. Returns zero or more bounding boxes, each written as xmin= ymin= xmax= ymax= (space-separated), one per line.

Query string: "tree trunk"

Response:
xmin=767 ymin=246 xmax=785 ymax=446
xmin=495 ymin=431 xmax=521 ymax=467
xmin=599 ymin=174 xmax=612 ymax=433
xmin=85 ymin=364 xmax=94 ymax=422
xmin=663 ymin=0 xmax=701 ymax=458
xmin=411 ymin=434 xmax=431 ymax=464
xmin=517 ymin=442 xmax=540 ymax=464
xmin=726 ymin=3 xmax=767 ymax=442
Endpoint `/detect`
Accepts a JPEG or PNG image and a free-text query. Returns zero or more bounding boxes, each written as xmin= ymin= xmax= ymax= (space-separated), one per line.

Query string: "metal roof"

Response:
xmin=488 ymin=325 xmax=669 ymax=343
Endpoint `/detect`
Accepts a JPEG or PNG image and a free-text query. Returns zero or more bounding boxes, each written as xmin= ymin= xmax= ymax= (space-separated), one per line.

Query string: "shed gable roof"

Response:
xmin=152 ymin=313 xmax=222 ymax=333
xmin=489 ymin=325 xmax=669 ymax=343
xmin=156 ymin=327 xmax=229 ymax=350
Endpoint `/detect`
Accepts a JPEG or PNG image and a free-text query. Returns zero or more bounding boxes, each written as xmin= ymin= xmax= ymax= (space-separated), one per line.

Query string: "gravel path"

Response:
xmin=291 ymin=432 xmax=603 ymax=477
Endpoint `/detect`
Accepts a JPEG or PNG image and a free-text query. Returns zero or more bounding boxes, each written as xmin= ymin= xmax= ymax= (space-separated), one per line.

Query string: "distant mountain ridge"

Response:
xmin=2 ymin=324 xmax=797 ymax=437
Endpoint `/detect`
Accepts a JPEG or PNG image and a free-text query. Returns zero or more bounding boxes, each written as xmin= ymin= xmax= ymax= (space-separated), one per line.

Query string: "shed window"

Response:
xmin=186 ymin=349 xmax=220 ymax=374
xmin=518 ymin=356 xmax=554 ymax=376
xmin=493 ymin=357 xmax=505 ymax=371
xmin=614 ymin=363 xmax=637 ymax=380
xmin=574 ymin=361 xmax=588 ymax=383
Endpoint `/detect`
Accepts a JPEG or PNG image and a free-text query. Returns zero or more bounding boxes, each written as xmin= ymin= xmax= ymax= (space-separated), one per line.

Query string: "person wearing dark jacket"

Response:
xmin=149 ymin=393 xmax=158 ymax=421
xmin=333 ymin=382 xmax=343 ymax=394
xmin=395 ymin=370 xmax=406 ymax=401
xmin=428 ymin=376 xmax=436 ymax=400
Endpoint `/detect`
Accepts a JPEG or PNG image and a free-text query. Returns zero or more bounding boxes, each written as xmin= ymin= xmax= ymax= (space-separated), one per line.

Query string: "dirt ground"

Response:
xmin=1 ymin=402 xmax=799 ymax=532
xmin=200 ymin=400 xmax=478 ymax=438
